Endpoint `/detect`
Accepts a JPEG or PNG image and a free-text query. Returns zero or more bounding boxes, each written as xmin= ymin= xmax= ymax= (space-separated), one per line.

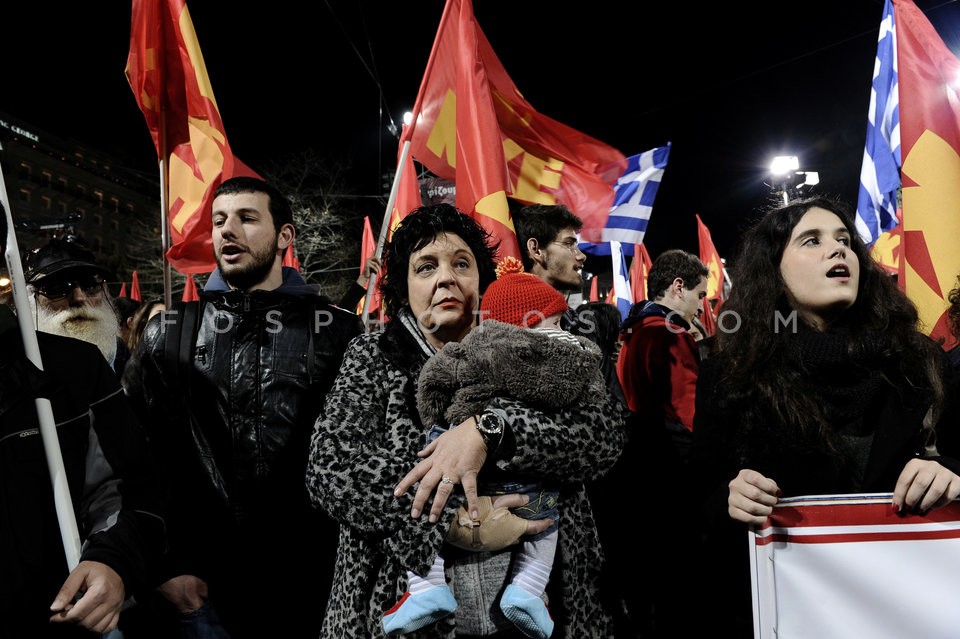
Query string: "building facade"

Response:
xmin=0 ymin=110 xmax=161 ymax=298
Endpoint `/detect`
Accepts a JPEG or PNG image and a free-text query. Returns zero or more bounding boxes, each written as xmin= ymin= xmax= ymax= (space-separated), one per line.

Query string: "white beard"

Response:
xmin=33 ymin=299 xmax=119 ymax=366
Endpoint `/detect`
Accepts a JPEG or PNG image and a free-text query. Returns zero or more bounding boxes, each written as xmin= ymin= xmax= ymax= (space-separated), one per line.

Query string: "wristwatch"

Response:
xmin=475 ymin=411 xmax=504 ymax=451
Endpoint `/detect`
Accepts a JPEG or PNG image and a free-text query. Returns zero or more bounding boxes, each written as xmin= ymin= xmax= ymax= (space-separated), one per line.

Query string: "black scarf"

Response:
xmin=785 ymin=324 xmax=887 ymax=428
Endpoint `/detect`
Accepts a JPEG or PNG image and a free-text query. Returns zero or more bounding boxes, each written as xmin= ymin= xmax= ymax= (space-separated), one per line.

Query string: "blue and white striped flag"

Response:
xmin=610 ymin=240 xmax=633 ymax=322
xmin=580 ymin=143 xmax=671 ymax=256
xmin=856 ymin=0 xmax=901 ymax=247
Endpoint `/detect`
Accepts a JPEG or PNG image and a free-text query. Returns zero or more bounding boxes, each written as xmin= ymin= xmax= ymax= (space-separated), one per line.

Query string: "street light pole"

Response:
xmin=769 ymin=156 xmax=819 ymax=205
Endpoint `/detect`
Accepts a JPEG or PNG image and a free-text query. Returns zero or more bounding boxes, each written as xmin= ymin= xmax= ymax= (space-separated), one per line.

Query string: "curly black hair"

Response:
xmin=713 ymin=195 xmax=944 ymax=456
xmin=380 ymin=204 xmax=499 ymax=317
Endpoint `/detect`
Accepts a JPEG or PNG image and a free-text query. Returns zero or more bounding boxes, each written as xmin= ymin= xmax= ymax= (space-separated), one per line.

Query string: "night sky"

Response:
xmin=5 ymin=0 xmax=960 ymax=271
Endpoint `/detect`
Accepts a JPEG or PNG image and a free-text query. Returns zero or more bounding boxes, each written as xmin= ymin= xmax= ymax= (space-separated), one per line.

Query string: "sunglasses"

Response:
xmin=35 ymin=276 xmax=105 ymax=301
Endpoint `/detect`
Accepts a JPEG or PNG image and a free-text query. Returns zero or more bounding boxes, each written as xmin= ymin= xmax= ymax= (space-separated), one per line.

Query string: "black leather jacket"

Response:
xmin=123 ymin=268 xmax=360 ymax=634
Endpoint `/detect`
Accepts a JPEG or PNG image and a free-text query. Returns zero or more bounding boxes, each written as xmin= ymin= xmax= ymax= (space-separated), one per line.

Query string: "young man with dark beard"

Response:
xmin=123 ymin=177 xmax=361 ymax=639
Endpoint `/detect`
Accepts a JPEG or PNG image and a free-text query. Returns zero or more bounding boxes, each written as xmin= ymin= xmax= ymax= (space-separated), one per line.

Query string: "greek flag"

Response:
xmin=580 ymin=143 xmax=670 ymax=256
xmin=855 ymin=0 xmax=901 ymax=246
xmin=610 ymin=240 xmax=633 ymax=322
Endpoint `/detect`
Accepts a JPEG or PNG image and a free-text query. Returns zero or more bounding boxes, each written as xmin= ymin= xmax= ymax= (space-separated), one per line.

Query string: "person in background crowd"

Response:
xmin=124 ymin=177 xmax=361 ymax=639
xmin=617 ymin=248 xmax=708 ymax=450
xmin=0 ymin=202 xmax=166 ymax=638
xmin=124 ymin=299 xmax=165 ymax=356
xmin=339 ymin=254 xmax=383 ymax=311
xmin=23 ymin=239 xmax=125 ymax=374
xmin=607 ymin=248 xmax=708 ymax=637
xmin=306 ymin=204 xmax=624 ymax=637
xmin=512 ymin=204 xmax=586 ymax=331
xmin=114 ymin=296 xmax=141 ymax=375
xmin=691 ymin=196 xmax=960 ymax=637
xmin=573 ymin=301 xmax=624 ymax=394
xmin=688 ymin=313 xmax=716 ymax=360
xmin=687 ymin=315 xmax=705 ymax=342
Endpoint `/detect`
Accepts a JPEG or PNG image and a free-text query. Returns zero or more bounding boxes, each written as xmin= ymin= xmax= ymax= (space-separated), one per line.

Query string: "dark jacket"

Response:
xmin=124 ymin=267 xmax=361 ymax=638
xmin=0 ymin=306 xmax=165 ymax=639
xmin=690 ymin=350 xmax=960 ymax=638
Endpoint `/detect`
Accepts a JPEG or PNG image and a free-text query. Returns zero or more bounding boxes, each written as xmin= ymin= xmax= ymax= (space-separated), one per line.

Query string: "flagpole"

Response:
xmin=359 ymin=0 xmax=457 ymax=332
xmin=0 ymin=169 xmax=82 ymax=570
xmin=159 ymin=113 xmax=173 ymax=308
xmin=362 ymin=139 xmax=412 ymax=330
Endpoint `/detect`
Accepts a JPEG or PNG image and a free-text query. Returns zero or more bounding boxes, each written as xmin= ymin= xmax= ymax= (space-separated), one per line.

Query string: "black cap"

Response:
xmin=23 ymin=239 xmax=111 ymax=284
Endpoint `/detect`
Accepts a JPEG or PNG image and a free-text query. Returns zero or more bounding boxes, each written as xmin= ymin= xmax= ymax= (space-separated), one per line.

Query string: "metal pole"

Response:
xmin=159 ymin=114 xmax=172 ymax=308
xmin=362 ymin=139 xmax=412 ymax=330
xmin=0 ymin=169 xmax=82 ymax=570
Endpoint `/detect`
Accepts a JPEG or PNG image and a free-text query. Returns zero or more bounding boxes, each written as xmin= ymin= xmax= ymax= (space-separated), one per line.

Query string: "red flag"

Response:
xmin=282 ymin=244 xmax=300 ymax=272
xmin=182 ymin=273 xmax=199 ymax=302
xmin=357 ymin=216 xmax=383 ymax=315
xmin=589 ymin=274 xmax=600 ymax=302
xmin=630 ymin=243 xmax=653 ymax=302
xmin=696 ymin=214 xmax=724 ymax=303
xmin=130 ymin=270 xmax=142 ymax=302
xmin=126 ymin=0 xmax=260 ymax=274
xmin=699 ymin=296 xmax=718 ymax=338
xmin=892 ymin=0 xmax=960 ymax=347
xmin=118 ymin=282 xmax=128 ymax=298
xmin=408 ymin=0 xmax=626 ymax=261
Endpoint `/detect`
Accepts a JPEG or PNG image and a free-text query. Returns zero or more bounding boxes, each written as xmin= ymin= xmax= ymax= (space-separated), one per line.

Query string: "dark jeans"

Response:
xmin=180 ymin=602 xmax=231 ymax=639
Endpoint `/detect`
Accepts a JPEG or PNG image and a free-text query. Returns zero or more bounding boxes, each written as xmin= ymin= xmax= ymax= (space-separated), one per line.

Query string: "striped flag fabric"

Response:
xmin=855 ymin=0 xmax=901 ymax=246
xmin=580 ymin=144 xmax=670 ymax=256
xmin=751 ymin=494 xmax=960 ymax=638
xmin=610 ymin=240 xmax=633 ymax=322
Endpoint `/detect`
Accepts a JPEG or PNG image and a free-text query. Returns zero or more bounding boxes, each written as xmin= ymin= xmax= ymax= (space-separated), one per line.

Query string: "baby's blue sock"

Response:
xmin=500 ymin=583 xmax=554 ymax=639
xmin=383 ymin=557 xmax=456 ymax=635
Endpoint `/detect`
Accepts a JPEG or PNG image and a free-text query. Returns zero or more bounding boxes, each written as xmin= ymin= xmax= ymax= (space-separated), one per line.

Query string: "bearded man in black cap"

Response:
xmin=0 ymin=203 xmax=166 ymax=637
xmin=23 ymin=239 xmax=124 ymax=372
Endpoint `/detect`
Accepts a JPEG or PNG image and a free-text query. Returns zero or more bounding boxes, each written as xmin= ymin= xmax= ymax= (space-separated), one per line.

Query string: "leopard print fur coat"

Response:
xmin=306 ymin=317 xmax=625 ymax=637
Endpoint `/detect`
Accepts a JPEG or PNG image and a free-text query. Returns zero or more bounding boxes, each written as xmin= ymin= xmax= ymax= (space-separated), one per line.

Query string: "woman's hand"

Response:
xmin=394 ymin=416 xmax=487 ymax=523
xmin=727 ymin=468 xmax=781 ymax=525
xmin=893 ymin=458 xmax=960 ymax=515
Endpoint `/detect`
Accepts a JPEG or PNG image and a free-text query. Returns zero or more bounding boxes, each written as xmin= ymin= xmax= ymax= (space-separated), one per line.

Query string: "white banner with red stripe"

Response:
xmin=750 ymin=493 xmax=960 ymax=639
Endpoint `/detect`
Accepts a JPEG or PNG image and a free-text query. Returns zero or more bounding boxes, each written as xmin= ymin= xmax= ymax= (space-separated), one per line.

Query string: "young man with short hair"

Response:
xmin=512 ymin=203 xmax=587 ymax=295
xmin=124 ymin=177 xmax=361 ymax=639
xmin=606 ymin=247 xmax=709 ymax=636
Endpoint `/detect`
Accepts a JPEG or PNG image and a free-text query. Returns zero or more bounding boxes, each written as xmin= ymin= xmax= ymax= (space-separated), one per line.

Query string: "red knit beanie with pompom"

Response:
xmin=479 ymin=257 xmax=569 ymax=328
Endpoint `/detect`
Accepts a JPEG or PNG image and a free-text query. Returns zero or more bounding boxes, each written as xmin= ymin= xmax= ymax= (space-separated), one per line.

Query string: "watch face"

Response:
xmin=479 ymin=413 xmax=501 ymax=434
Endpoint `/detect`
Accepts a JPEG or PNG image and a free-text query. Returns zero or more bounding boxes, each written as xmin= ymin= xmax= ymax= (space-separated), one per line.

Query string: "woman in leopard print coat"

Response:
xmin=306 ymin=204 xmax=625 ymax=637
